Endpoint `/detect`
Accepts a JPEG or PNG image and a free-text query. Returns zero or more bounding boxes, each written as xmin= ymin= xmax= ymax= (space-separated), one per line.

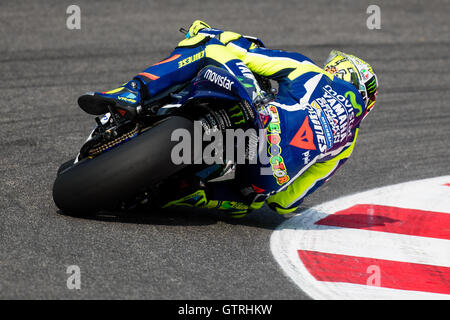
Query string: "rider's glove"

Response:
xmin=186 ymin=20 xmax=211 ymax=38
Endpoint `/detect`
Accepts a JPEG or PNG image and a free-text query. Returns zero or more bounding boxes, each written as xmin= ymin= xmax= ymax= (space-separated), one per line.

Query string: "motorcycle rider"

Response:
xmin=78 ymin=20 xmax=378 ymax=218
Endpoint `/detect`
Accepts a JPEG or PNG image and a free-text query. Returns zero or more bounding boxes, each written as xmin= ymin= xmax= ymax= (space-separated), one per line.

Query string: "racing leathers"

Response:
xmin=95 ymin=22 xmax=367 ymax=218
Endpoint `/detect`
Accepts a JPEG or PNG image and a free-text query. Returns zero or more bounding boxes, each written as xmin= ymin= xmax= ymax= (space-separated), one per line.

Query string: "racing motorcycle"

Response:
xmin=52 ymin=35 xmax=274 ymax=215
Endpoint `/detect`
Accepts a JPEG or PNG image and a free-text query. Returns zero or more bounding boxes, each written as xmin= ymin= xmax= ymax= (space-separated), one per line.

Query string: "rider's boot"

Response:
xmin=77 ymin=79 xmax=148 ymax=118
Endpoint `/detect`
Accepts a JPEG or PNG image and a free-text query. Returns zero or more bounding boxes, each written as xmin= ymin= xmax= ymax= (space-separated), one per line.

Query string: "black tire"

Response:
xmin=57 ymin=158 xmax=76 ymax=175
xmin=52 ymin=116 xmax=196 ymax=215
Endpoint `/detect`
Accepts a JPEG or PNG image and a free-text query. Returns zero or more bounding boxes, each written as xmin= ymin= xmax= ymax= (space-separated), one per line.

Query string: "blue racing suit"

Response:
xmin=99 ymin=22 xmax=367 ymax=217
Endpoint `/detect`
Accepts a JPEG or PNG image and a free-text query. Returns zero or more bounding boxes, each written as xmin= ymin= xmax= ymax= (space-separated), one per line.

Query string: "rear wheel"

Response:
xmin=52 ymin=116 xmax=195 ymax=216
xmin=57 ymin=158 xmax=76 ymax=175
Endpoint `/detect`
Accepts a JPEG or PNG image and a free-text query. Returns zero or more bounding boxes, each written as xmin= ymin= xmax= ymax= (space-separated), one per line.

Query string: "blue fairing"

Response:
xmin=182 ymin=65 xmax=264 ymax=130
xmin=189 ymin=66 xmax=252 ymax=103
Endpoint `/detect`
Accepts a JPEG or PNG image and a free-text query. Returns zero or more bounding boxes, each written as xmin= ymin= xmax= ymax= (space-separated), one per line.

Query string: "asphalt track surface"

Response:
xmin=1 ymin=0 xmax=449 ymax=299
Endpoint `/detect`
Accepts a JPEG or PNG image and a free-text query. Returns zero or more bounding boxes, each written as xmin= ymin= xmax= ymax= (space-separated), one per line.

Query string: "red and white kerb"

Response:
xmin=271 ymin=176 xmax=450 ymax=299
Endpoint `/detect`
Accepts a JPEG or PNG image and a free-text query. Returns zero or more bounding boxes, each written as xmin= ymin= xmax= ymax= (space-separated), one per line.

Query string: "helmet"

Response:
xmin=324 ymin=50 xmax=378 ymax=118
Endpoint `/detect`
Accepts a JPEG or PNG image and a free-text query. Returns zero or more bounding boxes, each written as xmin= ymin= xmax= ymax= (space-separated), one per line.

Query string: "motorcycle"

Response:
xmin=52 ymin=35 xmax=275 ymax=215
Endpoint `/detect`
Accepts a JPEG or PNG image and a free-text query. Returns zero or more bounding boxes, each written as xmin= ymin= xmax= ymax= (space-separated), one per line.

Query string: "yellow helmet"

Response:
xmin=324 ymin=50 xmax=378 ymax=117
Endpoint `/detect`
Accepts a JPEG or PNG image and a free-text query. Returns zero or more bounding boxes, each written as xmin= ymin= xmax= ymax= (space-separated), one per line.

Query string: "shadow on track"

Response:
xmin=56 ymin=204 xmax=288 ymax=231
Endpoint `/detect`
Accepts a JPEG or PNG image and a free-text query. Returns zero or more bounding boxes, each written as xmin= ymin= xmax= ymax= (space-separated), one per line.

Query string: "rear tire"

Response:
xmin=57 ymin=158 xmax=76 ymax=175
xmin=52 ymin=116 xmax=195 ymax=216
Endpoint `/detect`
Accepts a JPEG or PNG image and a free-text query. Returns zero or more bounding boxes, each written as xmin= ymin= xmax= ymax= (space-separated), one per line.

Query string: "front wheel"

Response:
xmin=52 ymin=116 xmax=195 ymax=215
